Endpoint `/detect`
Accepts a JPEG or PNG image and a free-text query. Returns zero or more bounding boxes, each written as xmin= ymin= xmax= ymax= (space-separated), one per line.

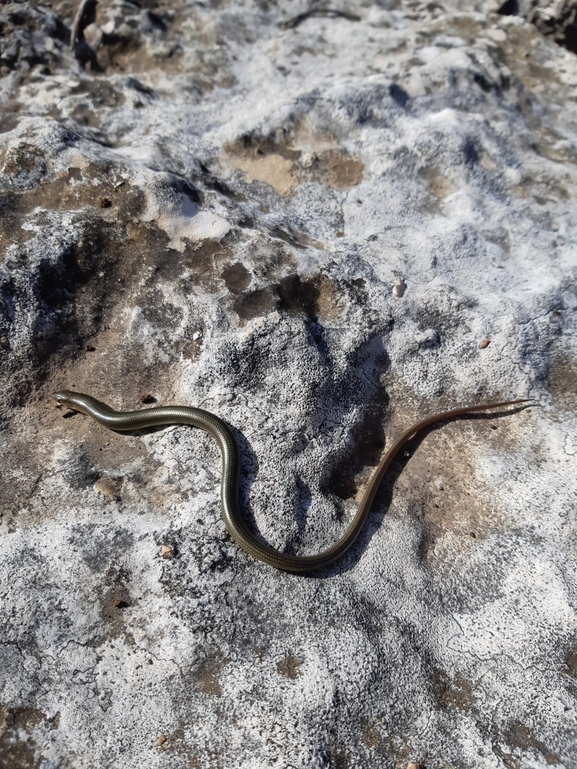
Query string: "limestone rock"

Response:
xmin=498 ymin=1 xmax=577 ymax=54
xmin=1 ymin=2 xmax=576 ymax=768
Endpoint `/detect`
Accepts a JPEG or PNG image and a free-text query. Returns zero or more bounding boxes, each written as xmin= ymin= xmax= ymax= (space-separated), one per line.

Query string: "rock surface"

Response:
xmin=498 ymin=1 xmax=577 ymax=54
xmin=1 ymin=1 xmax=576 ymax=767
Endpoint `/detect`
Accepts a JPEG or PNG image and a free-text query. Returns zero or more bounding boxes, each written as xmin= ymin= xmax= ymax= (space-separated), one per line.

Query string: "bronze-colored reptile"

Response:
xmin=54 ymin=390 xmax=531 ymax=572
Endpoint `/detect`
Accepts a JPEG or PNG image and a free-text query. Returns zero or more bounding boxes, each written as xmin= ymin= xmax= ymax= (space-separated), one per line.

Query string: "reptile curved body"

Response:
xmin=53 ymin=390 xmax=530 ymax=573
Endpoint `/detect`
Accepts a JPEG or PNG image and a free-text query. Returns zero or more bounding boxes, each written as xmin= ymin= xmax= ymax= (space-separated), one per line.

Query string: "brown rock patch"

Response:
xmin=219 ymin=119 xmax=364 ymax=196
xmin=194 ymin=658 xmax=224 ymax=697
xmin=277 ymin=652 xmax=301 ymax=680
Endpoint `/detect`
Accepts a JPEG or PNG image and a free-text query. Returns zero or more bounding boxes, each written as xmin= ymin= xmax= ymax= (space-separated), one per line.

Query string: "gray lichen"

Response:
xmin=1 ymin=1 xmax=576 ymax=767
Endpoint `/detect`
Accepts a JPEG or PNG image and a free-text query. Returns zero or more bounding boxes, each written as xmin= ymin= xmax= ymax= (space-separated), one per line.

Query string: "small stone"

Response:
xmin=156 ymin=736 xmax=166 ymax=746
xmin=407 ymin=763 xmax=422 ymax=769
xmin=85 ymin=343 xmax=96 ymax=352
xmin=113 ymin=599 xmax=122 ymax=608
xmin=161 ymin=545 xmax=174 ymax=559
xmin=99 ymin=197 xmax=112 ymax=208
xmin=479 ymin=338 xmax=490 ymax=349
xmin=93 ymin=477 xmax=120 ymax=500
xmin=392 ymin=278 xmax=406 ymax=297
xmin=139 ymin=393 xmax=156 ymax=404
xmin=0 ymin=335 xmax=9 ymax=350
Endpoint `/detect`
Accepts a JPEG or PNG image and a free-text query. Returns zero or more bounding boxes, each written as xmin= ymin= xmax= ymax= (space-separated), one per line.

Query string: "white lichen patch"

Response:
xmin=1 ymin=1 xmax=577 ymax=768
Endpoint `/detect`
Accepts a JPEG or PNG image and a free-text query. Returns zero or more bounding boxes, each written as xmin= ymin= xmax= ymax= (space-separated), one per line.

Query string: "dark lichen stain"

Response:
xmin=140 ymin=288 xmax=183 ymax=327
xmin=231 ymin=272 xmax=347 ymax=324
xmin=70 ymin=80 xmax=125 ymax=126
xmin=564 ymin=643 xmax=577 ymax=677
xmin=429 ymin=668 xmax=476 ymax=711
xmin=70 ymin=524 xmax=135 ymax=573
xmin=234 ymin=287 xmax=276 ymax=320
xmin=378 ymin=733 xmax=418 ymax=765
xmin=0 ymin=706 xmax=55 ymax=769
xmin=324 ymin=334 xmax=389 ymax=506
xmin=98 ymin=564 xmax=135 ymax=643
xmin=57 ymin=449 xmax=99 ymax=490
xmin=194 ymin=659 xmax=224 ymax=697
xmin=277 ymin=274 xmax=319 ymax=320
xmin=328 ymin=743 xmax=350 ymax=769
xmin=183 ymin=238 xmax=233 ymax=292
xmin=547 ymin=347 xmax=577 ymax=404
xmin=502 ymin=721 xmax=560 ymax=766
xmin=389 ymin=82 xmax=409 ymax=107
xmin=251 ymin=241 xmax=298 ymax=281
xmin=222 ymin=262 xmax=251 ymax=293
xmin=362 ymin=724 xmax=381 ymax=749
xmin=277 ymin=652 xmax=301 ymax=679
xmin=328 ymin=402 xmax=386 ymax=502
xmin=155 ymin=725 xmax=188 ymax=755
xmin=330 ymin=470 xmax=358 ymax=502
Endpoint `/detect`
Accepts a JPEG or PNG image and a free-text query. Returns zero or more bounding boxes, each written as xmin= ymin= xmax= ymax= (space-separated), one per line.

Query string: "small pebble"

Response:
xmin=407 ymin=763 xmax=422 ymax=769
xmin=85 ymin=344 xmax=96 ymax=352
xmin=93 ymin=477 xmax=120 ymax=500
xmin=156 ymin=736 xmax=166 ymax=746
xmin=139 ymin=393 xmax=156 ymax=404
xmin=0 ymin=335 xmax=9 ymax=350
xmin=99 ymin=197 xmax=112 ymax=208
xmin=113 ymin=599 xmax=122 ymax=608
xmin=478 ymin=338 xmax=490 ymax=349
xmin=161 ymin=545 xmax=174 ymax=559
xmin=392 ymin=278 xmax=406 ymax=297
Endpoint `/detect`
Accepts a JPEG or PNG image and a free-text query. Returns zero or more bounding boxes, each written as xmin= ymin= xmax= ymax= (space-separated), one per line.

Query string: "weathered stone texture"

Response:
xmin=1 ymin=1 xmax=576 ymax=768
